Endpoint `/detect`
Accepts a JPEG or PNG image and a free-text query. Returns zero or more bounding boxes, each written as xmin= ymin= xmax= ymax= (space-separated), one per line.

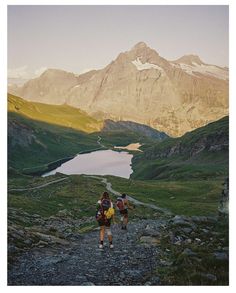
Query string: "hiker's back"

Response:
xmin=116 ymin=196 xmax=125 ymax=211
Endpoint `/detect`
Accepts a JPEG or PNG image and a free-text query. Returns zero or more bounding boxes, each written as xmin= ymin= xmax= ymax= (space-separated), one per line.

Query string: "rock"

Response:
xmin=218 ymin=177 xmax=229 ymax=215
xmin=32 ymin=214 xmax=41 ymax=218
xmin=202 ymin=229 xmax=210 ymax=234
xmin=184 ymin=239 xmax=192 ymax=244
xmin=81 ymin=282 xmax=95 ymax=286
xmin=160 ymin=260 xmax=173 ymax=266
xmin=140 ymin=236 xmax=160 ymax=245
xmin=171 ymin=215 xmax=194 ymax=227
xmin=191 ymin=216 xmax=208 ymax=223
xmin=124 ymin=269 xmax=143 ymax=281
xmin=119 ymin=272 xmax=126 ymax=279
xmin=213 ymin=252 xmax=228 ymax=261
xmin=201 ymin=273 xmax=217 ymax=282
xmin=36 ymin=240 xmax=48 ymax=247
xmin=173 ymin=235 xmax=184 ymax=245
xmin=195 ymin=238 xmax=201 ymax=243
xmin=148 ymin=276 xmax=161 ymax=285
xmin=181 ymin=248 xmax=197 ymax=257
xmin=181 ymin=227 xmax=192 ymax=234
xmin=34 ymin=232 xmax=69 ymax=245
xmin=23 ymin=239 xmax=33 ymax=246
xmin=142 ymin=228 xmax=160 ymax=237
xmin=8 ymin=244 xmax=21 ymax=254
xmin=57 ymin=209 xmax=72 ymax=217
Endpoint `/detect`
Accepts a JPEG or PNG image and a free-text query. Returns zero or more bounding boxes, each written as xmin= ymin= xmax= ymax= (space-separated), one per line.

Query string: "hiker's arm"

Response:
xmin=112 ymin=214 xmax=117 ymax=224
xmin=127 ymin=200 xmax=135 ymax=210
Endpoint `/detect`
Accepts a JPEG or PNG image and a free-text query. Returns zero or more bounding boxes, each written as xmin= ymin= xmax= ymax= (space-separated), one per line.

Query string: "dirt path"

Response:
xmin=86 ymin=175 xmax=171 ymax=215
xmin=8 ymin=177 xmax=68 ymax=192
xmin=97 ymin=135 xmax=105 ymax=148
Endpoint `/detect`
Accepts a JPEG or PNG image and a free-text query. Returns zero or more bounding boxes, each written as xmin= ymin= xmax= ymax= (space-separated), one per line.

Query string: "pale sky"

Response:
xmin=8 ymin=5 xmax=229 ymax=80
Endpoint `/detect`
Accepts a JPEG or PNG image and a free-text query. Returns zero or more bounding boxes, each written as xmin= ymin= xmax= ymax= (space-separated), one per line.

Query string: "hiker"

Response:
xmin=96 ymin=191 xmax=115 ymax=249
xmin=116 ymin=193 xmax=134 ymax=230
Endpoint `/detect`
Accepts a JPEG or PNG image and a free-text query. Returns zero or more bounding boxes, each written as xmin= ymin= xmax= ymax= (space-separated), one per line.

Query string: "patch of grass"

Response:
xmin=106 ymin=176 xmax=223 ymax=216
xmin=156 ymin=218 xmax=229 ymax=285
xmin=8 ymin=174 xmax=106 ymax=219
xmin=8 ymin=93 xmax=103 ymax=133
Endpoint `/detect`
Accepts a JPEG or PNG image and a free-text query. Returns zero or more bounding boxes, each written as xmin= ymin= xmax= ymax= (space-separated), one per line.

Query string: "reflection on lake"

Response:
xmin=43 ymin=150 xmax=133 ymax=179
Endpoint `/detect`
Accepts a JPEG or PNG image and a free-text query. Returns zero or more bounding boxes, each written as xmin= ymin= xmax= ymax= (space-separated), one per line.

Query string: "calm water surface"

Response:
xmin=43 ymin=149 xmax=133 ymax=179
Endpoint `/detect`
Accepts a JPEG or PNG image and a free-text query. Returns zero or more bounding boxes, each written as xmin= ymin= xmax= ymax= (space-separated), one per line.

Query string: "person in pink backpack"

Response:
xmin=116 ymin=193 xmax=134 ymax=230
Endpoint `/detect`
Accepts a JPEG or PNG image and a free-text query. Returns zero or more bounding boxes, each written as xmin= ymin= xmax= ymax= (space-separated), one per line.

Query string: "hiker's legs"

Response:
xmin=124 ymin=214 xmax=128 ymax=226
xmin=121 ymin=210 xmax=128 ymax=229
xmin=99 ymin=226 xmax=105 ymax=243
xmin=106 ymin=226 xmax=113 ymax=248
xmin=106 ymin=227 xmax=112 ymax=243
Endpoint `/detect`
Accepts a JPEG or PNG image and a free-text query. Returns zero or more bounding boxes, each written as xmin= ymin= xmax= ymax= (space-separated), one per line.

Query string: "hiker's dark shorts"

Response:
xmin=98 ymin=218 xmax=111 ymax=227
xmin=120 ymin=209 xmax=128 ymax=217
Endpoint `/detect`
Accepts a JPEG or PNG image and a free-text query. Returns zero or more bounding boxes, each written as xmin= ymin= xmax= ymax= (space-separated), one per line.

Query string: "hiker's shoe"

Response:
xmin=99 ymin=244 xmax=104 ymax=249
xmin=109 ymin=244 xmax=114 ymax=249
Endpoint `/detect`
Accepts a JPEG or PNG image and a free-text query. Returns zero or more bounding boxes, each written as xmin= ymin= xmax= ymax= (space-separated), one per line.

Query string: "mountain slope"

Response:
xmin=8 ymin=112 xmax=100 ymax=173
xmin=102 ymin=119 xmax=168 ymax=140
xmin=131 ymin=116 xmax=229 ymax=180
xmin=8 ymin=93 xmax=103 ymax=133
xmin=8 ymin=95 xmax=168 ymax=173
xmin=9 ymin=42 xmax=228 ymax=137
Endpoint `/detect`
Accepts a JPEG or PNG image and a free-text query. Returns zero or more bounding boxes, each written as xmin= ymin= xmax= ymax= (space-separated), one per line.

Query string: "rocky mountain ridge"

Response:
xmin=8 ymin=42 xmax=228 ymax=137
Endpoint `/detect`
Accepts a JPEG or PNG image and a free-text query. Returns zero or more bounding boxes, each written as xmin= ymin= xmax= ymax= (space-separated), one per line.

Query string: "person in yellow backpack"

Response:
xmin=95 ymin=191 xmax=115 ymax=249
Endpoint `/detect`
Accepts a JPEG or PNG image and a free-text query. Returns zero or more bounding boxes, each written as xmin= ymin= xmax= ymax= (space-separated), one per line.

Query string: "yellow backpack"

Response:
xmin=104 ymin=207 xmax=115 ymax=219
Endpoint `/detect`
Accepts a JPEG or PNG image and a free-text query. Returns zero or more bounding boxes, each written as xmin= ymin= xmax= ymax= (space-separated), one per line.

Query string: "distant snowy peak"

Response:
xmin=171 ymin=61 xmax=228 ymax=80
xmin=174 ymin=54 xmax=204 ymax=66
xmin=132 ymin=57 xmax=164 ymax=72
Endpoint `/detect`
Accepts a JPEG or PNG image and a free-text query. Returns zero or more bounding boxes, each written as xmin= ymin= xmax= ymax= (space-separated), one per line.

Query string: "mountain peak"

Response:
xmin=174 ymin=54 xmax=204 ymax=65
xmin=132 ymin=41 xmax=148 ymax=50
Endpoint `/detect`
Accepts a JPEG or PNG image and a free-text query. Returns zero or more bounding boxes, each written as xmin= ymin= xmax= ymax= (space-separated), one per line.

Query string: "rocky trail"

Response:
xmin=8 ymin=219 xmax=167 ymax=285
xmin=8 ymin=175 xmax=229 ymax=285
xmin=8 ymin=211 xmax=228 ymax=285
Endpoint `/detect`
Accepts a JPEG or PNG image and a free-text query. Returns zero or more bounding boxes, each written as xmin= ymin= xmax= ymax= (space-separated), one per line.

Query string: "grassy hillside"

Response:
xmin=8 ymin=112 xmax=100 ymax=173
xmin=107 ymin=175 xmax=223 ymax=216
xmin=8 ymin=93 xmax=103 ymax=133
xmin=8 ymin=94 xmax=164 ymax=174
xmin=8 ymin=111 xmax=161 ymax=174
xmin=131 ymin=116 xmax=229 ymax=180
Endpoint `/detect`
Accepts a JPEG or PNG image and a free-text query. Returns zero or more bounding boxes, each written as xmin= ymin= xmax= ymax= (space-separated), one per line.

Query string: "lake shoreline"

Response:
xmin=24 ymin=146 xmax=106 ymax=177
xmin=42 ymin=149 xmax=134 ymax=178
xmin=24 ymin=141 xmax=141 ymax=177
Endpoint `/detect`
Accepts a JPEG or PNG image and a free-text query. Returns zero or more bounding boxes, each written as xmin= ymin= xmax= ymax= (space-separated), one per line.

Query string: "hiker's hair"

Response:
xmin=121 ymin=193 xmax=126 ymax=198
xmin=100 ymin=191 xmax=109 ymax=200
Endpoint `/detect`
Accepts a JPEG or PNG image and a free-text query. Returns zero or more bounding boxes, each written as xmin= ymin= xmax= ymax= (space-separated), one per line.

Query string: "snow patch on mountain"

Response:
xmin=171 ymin=62 xmax=228 ymax=80
xmin=132 ymin=58 xmax=164 ymax=72
xmin=72 ymin=84 xmax=80 ymax=89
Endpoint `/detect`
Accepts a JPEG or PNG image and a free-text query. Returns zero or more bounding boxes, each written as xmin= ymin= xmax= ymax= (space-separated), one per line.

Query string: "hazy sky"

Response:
xmin=8 ymin=5 xmax=229 ymax=79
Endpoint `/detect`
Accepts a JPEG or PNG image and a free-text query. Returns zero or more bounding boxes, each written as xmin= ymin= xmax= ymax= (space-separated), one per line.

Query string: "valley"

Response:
xmin=7 ymin=71 xmax=229 ymax=285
